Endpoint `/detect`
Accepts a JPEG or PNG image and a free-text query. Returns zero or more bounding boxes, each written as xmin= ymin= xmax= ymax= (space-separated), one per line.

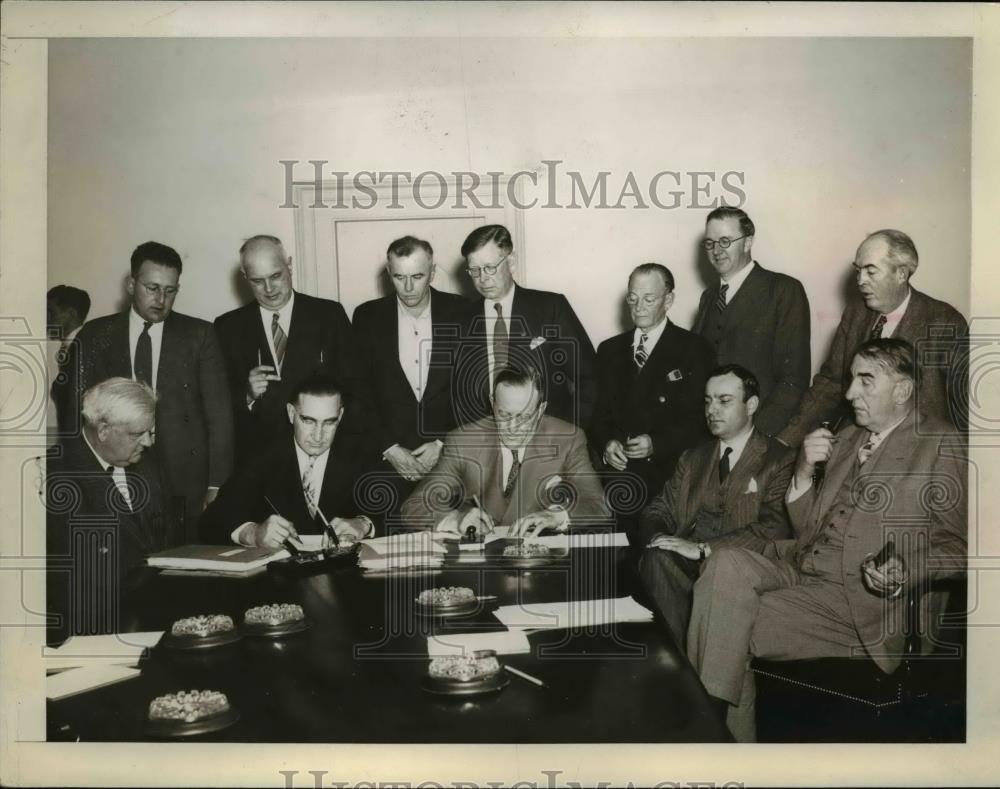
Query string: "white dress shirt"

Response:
xmin=128 ymin=308 xmax=164 ymax=391
xmin=719 ymin=260 xmax=756 ymax=303
xmin=82 ymin=429 xmax=132 ymax=511
xmin=719 ymin=424 xmax=755 ymax=468
xmin=632 ymin=316 xmax=669 ymax=358
xmin=397 ymin=296 xmax=433 ymax=401
xmin=484 ymin=285 xmax=517 ymax=379
xmin=879 ymin=288 xmax=911 ymax=338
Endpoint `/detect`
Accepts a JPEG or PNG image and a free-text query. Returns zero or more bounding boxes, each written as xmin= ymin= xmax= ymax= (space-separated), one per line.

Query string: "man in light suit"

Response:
xmin=72 ymin=241 xmax=234 ymax=540
xmin=692 ymin=207 xmax=811 ymax=437
xmin=401 ymin=365 xmax=610 ymax=535
xmin=352 ymin=236 xmax=468 ymax=515
xmin=215 ymin=235 xmax=363 ymax=457
xmin=637 ymin=365 xmax=795 ymax=650
xmin=453 ymin=224 xmax=598 ymax=429
xmin=46 ymin=378 xmax=179 ymax=643
xmin=200 ymin=372 xmax=374 ymax=547
xmin=689 ymin=339 xmax=967 ymax=741
xmin=591 ymin=264 xmax=715 ymax=534
xmin=779 ymin=229 xmax=967 ymax=446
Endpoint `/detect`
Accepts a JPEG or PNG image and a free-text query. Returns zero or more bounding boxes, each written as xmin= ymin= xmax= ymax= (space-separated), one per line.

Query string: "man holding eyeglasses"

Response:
xmin=692 ymin=207 xmax=811 ymax=439
xmin=400 ymin=365 xmax=610 ymax=535
xmin=452 ymin=224 xmax=598 ymax=430
xmin=592 ymin=263 xmax=715 ymax=536
xmin=72 ymin=241 xmax=234 ymax=541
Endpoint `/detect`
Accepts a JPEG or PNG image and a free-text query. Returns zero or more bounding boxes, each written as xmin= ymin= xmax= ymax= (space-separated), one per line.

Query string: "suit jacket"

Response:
xmin=400 ymin=414 xmax=611 ymax=529
xmin=591 ymin=321 xmax=716 ymax=502
xmin=784 ymin=410 xmax=967 ymax=673
xmin=199 ymin=424 xmax=374 ymax=544
xmin=453 ymin=285 xmax=598 ymax=428
xmin=50 ymin=333 xmax=83 ymax=438
xmin=779 ymin=287 xmax=968 ymax=446
xmin=351 ymin=288 xmax=467 ymax=453
xmin=693 ymin=263 xmax=811 ymax=437
xmin=214 ymin=292 xmax=362 ymax=455
xmin=46 ymin=435 xmax=178 ymax=642
xmin=73 ymin=310 xmax=234 ymax=533
xmin=637 ymin=430 xmax=795 ymax=550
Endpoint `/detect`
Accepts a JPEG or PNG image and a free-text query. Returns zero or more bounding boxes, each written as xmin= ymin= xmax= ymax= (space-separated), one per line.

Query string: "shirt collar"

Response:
xmin=397 ymin=292 xmax=432 ymax=322
xmin=721 ymin=259 xmax=756 ymax=291
xmin=294 ymin=441 xmax=330 ymax=470
xmin=634 ymin=315 xmax=669 ymax=347
xmin=129 ymin=307 xmax=165 ymax=335
xmin=882 ymin=287 xmax=911 ymax=321
xmin=485 ymin=283 xmax=517 ymax=318
xmin=867 ymin=411 xmax=909 ymax=449
xmin=720 ymin=425 xmax=755 ymax=460
xmin=259 ymin=290 xmax=296 ymax=322
xmin=82 ymin=427 xmax=116 ymax=471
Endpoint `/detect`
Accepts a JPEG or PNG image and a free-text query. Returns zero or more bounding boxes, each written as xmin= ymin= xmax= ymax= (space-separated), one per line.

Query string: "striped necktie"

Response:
xmin=272 ymin=312 xmax=287 ymax=369
xmin=716 ymin=283 xmax=729 ymax=314
xmin=503 ymin=449 xmax=521 ymax=498
xmin=634 ymin=332 xmax=649 ymax=369
xmin=302 ymin=455 xmax=318 ymax=518
xmin=857 ymin=434 xmax=876 ymax=466
xmin=870 ymin=314 xmax=887 ymax=340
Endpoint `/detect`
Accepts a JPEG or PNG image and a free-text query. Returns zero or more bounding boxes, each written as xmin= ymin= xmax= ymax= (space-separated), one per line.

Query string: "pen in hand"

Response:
xmin=264 ymin=495 xmax=301 ymax=555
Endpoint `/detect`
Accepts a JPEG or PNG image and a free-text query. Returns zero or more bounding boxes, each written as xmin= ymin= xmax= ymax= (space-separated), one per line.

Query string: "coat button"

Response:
xmin=184 ymin=415 xmax=190 ymax=423
xmin=658 ymin=396 xmax=666 ymax=403
xmin=190 ymin=449 xmax=196 ymax=456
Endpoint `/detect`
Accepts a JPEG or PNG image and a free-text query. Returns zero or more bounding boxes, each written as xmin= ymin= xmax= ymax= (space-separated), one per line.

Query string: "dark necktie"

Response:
xmin=493 ymin=303 xmax=508 ymax=378
xmin=271 ymin=312 xmax=287 ymax=369
xmin=134 ymin=321 xmax=153 ymax=387
xmin=870 ymin=314 xmax=887 ymax=339
xmin=716 ymin=283 xmax=729 ymax=314
xmin=719 ymin=446 xmax=733 ymax=484
xmin=503 ymin=449 xmax=521 ymax=498
xmin=634 ymin=332 xmax=649 ymax=369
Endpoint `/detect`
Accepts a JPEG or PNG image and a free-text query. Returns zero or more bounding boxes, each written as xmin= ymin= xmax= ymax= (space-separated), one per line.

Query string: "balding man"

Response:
xmin=214 ymin=235 xmax=363 ymax=456
xmin=46 ymin=378 xmax=180 ymax=643
xmin=351 ymin=236 xmax=467 ymax=512
xmin=779 ymin=229 xmax=967 ymax=446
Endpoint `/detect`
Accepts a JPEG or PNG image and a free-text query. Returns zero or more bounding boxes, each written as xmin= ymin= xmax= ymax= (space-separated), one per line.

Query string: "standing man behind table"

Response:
xmin=71 ymin=241 xmax=233 ymax=540
xmin=452 ymin=224 xmax=598 ymax=430
xmin=352 ymin=236 xmax=467 ymax=516
xmin=692 ymin=207 xmax=811 ymax=438
xmin=214 ymin=234 xmax=363 ymax=457
xmin=778 ymin=229 xmax=967 ymax=447
xmin=591 ymin=263 xmax=715 ymax=535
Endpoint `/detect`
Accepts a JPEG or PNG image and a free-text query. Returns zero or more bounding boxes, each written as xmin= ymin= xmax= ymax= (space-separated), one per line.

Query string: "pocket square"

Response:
xmin=744 ymin=477 xmax=758 ymax=494
xmin=667 ymin=369 xmax=684 ymax=382
xmin=530 ymin=336 xmax=547 ymax=350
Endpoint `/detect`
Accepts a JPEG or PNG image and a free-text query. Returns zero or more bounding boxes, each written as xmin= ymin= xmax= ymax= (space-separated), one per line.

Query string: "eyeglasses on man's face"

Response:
xmin=626 ymin=292 xmax=669 ymax=307
xmin=138 ymin=282 xmax=179 ymax=298
xmin=466 ymin=252 xmax=511 ymax=280
xmin=702 ymin=234 xmax=748 ymax=251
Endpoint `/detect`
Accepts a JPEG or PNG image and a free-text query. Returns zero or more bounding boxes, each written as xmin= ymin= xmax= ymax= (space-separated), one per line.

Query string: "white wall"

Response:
xmin=48 ymin=37 xmax=971 ymax=370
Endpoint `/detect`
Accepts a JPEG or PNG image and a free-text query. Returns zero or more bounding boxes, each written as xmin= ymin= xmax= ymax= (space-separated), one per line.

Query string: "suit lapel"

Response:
xmin=893 ymin=288 xmax=925 ymax=343
xmin=382 ymin=297 xmax=418 ymax=403
xmin=508 ymin=285 xmax=532 ymax=343
xmin=814 ymin=426 xmax=866 ymax=531
xmin=248 ymin=304 xmax=276 ymax=369
xmin=725 ymin=430 xmax=766 ymax=507
xmin=481 ymin=439 xmax=507 ymax=523
xmin=683 ymin=441 xmax=719 ymax=536
xmin=637 ymin=321 xmax=673 ymax=380
xmin=110 ymin=312 xmax=133 ymax=379
xmin=423 ymin=290 xmax=452 ymax=400
xmin=157 ymin=314 xmax=179 ymax=396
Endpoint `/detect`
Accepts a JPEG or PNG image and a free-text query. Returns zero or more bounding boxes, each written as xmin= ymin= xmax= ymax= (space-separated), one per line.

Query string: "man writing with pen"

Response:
xmin=400 ymin=365 xmax=611 ymax=537
xmin=200 ymin=372 xmax=376 ymax=547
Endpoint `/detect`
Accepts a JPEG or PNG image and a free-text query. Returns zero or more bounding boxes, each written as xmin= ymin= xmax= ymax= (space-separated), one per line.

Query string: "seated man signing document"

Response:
xmin=200 ymin=372 xmax=375 ymax=547
xmin=401 ymin=365 xmax=610 ymax=537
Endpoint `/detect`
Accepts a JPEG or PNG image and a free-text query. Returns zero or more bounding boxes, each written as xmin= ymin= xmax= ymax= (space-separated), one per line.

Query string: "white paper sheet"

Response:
xmin=359 ymin=553 xmax=445 ymax=572
xmin=362 ymin=531 xmax=447 ymax=556
xmin=492 ymin=596 xmax=653 ymax=631
xmin=427 ymin=630 xmax=531 ymax=657
xmin=45 ymin=664 xmax=142 ymax=700
xmin=43 ymin=632 xmax=163 ymax=670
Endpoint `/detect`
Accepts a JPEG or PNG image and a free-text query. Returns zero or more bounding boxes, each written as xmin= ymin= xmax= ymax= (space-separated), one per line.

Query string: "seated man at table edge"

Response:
xmin=689 ymin=338 xmax=967 ymax=741
xmin=400 ymin=364 xmax=611 ymax=536
xmin=200 ymin=371 xmax=376 ymax=547
xmin=637 ymin=364 xmax=795 ymax=651
xmin=46 ymin=377 xmax=179 ymax=643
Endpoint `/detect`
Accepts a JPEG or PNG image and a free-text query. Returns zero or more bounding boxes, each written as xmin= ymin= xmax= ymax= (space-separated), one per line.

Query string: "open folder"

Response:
xmin=492 ymin=596 xmax=653 ymax=631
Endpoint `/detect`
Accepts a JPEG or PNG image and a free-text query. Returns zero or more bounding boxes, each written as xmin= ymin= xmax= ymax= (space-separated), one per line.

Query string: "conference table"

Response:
xmin=47 ymin=539 xmax=731 ymax=742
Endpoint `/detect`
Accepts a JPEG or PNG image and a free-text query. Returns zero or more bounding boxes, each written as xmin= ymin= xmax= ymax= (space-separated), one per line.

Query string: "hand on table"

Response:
xmin=510 ymin=508 xmax=569 ymax=539
xmin=251 ymin=513 xmax=298 ymax=549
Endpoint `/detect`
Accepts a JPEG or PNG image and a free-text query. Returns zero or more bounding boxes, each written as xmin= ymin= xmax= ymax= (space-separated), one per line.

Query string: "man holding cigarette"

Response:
xmin=200 ymin=372 xmax=374 ymax=547
xmin=687 ymin=339 xmax=967 ymax=741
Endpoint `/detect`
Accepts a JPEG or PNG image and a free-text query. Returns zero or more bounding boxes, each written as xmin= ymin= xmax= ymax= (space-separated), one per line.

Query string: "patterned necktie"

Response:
xmin=503 ymin=449 xmax=521 ymax=498
xmin=870 ymin=314 xmax=887 ymax=340
xmin=493 ymin=302 xmax=509 ymax=377
xmin=857 ymin=434 xmax=876 ymax=466
xmin=719 ymin=446 xmax=733 ymax=484
xmin=134 ymin=321 xmax=153 ymax=387
xmin=716 ymin=283 xmax=729 ymax=314
xmin=302 ymin=455 xmax=318 ymax=518
xmin=271 ymin=312 xmax=287 ymax=369
xmin=634 ymin=332 xmax=649 ymax=369
xmin=107 ymin=465 xmax=133 ymax=512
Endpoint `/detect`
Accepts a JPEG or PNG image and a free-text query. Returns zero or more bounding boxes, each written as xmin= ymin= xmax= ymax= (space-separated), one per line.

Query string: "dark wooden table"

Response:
xmin=47 ymin=544 xmax=730 ymax=742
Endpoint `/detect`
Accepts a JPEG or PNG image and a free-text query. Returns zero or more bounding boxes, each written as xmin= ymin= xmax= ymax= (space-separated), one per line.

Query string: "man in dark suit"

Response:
xmin=637 ymin=365 xmax=795 ymax=650
xmin=452 ymin=224 xmax=597 ymax=429
xmin=591 ymin=263 xmax=716 ymax=534
xmin=214 ymin=234 xmax=362 ymax=457
xmin=401 ymin=366 xmax=610 ymax=535
xmin=72 ymin=241 xmax=234 ymax=541
xmin=47 ymin=284 xmax=90 ymax=440
xmin=352 ymin=236 xmax=467 ymax=516
xmin=46 ymin=378 xmax=179 ymax=643
xmin=689 ymin=339 xmax=967 ymax=741
xmin=779 ymin=229 xmax=967 ymax=446
xmin=693 ymin=207 xmax=811 ymax=437
xmin=200 ymin=372 xmax=374 ymax=547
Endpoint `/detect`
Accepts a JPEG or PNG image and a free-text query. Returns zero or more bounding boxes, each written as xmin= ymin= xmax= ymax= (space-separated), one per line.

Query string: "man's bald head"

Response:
xmin=240 ymin=234 xmax=293 ymax=310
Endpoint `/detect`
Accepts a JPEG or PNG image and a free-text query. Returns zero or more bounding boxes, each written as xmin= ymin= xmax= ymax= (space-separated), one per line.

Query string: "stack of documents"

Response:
xmin=358 ymin=531 xmax=446 ymax=571
xmin=477 ymin=528 xmax=628 ymax=549
xmin=427 ymin=630 xmax=531 ymax=657
xmin=492 ymin=596 xmax=653 ymax=632
xmin=44 ymin=632 xmax=163 ymax=700
xmin=147 ymin=544 xmax=285 ymax=573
